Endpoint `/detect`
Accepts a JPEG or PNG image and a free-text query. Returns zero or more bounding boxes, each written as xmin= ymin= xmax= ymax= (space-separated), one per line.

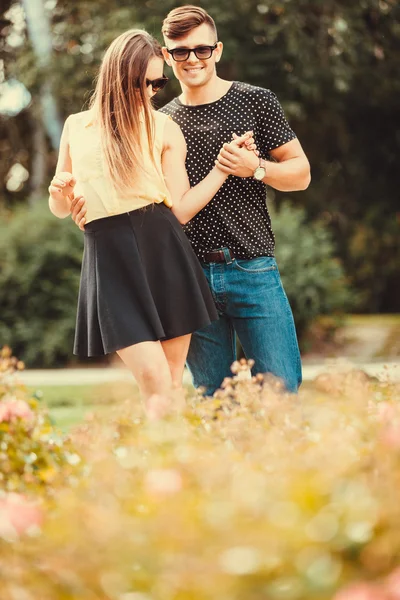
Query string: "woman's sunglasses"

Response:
xmin=145 ymin=76 xmax=169 ymax=92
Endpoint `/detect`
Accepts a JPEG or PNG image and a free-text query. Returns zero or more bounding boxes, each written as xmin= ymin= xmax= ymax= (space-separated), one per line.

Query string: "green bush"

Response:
xmin=0 ymin=202 xmax=83 ymax=367
xmin=272 ymin=201 xmax=354 ymax=338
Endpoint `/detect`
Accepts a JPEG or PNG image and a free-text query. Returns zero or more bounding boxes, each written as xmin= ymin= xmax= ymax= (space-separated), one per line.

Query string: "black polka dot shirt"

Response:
xmin=159 ymin=81 xmax=296 ymax=260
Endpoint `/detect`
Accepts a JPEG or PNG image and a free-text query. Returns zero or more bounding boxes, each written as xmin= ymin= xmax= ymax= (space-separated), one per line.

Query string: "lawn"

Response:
xmin=29 ymin=381 xmax=198 ymax=429
xmin=29 ymin=381 xmax=140 ymax=430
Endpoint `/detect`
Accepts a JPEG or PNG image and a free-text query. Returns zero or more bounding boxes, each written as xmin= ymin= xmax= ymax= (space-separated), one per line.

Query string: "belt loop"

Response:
xmin=223 ymin=248 xmax=232 ymax=265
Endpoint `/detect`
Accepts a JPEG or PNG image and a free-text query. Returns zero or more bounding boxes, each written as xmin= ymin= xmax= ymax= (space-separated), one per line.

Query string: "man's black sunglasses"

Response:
xmin=166 ymin=44 xmax=218 ymax=62
xmin=145 ymin=76 xmax=169 ymax=92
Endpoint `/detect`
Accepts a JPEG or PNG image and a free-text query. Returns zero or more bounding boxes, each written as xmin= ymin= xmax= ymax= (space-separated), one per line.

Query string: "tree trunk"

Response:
xmin=28 ymin=105 xmax=47 ymax=206
xmin=21 ymin=0 xmax=62 ymax=150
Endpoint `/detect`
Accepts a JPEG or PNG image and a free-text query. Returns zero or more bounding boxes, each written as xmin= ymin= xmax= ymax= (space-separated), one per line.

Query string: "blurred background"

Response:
xmin=0 ymin=0 xmax=399 ymax=368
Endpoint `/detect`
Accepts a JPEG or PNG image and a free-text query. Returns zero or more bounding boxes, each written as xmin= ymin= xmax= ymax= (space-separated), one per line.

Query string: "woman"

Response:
xmin=48 ymin=29 xmax=254 ymax=403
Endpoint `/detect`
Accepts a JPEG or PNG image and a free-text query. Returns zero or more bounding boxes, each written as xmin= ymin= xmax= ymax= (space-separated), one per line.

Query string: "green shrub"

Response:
xmin=0 ymin=202 xmax=83 ymax=367
xmin=272 ymin=201 xmax=354 ymax=337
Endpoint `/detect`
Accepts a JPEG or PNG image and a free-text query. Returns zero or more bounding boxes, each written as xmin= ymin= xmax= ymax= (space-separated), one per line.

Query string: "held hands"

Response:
xmin=215 ymin=131 xmax=260 ymax=178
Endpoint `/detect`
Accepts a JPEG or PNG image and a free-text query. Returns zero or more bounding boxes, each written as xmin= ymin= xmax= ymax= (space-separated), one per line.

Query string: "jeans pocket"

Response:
xmin=233 ymin=256 xmax=277 ymax=273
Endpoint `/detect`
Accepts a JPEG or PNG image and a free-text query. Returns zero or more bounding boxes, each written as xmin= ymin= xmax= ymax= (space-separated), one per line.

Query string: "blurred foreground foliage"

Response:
xmin=0 ymin=201 xmax=350 ymax=366
xmin=0 ymin=345 xmax=82 ymax=542
xmin=1 ymin=348 xmax=400 ymax=598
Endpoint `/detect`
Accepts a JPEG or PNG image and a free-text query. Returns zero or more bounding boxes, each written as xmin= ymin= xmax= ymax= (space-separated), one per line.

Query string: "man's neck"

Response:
xmin=178 ymin=77 xmax=232 ymax=106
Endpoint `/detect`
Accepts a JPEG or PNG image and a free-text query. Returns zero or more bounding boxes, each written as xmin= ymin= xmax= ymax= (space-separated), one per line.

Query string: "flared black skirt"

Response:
xmin=73 ymin=203 xmax=218 ymax=357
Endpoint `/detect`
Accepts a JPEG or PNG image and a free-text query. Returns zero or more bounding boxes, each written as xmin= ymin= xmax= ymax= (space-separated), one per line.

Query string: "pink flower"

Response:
xmin=145 ymin=469 xmax=183 ymax=496
xmin=333 ymin=583 xmax=389 ymax=600
xmin=0 ymin=400 xmax=34 ymax=423
xmin=381 ymin=424 xmax=400 ymax=449
xmin=385 ymin=567 xmax=400 ymax=599
xmin=0 ymin=404 xmax=11 ymax=422
xmin=376 ymin=402 xmax=397 ymax=422
xmin=11 ymin=400 xmax=34 ymax=420
xmin=0 ymin=493 xmax=43 ymax=538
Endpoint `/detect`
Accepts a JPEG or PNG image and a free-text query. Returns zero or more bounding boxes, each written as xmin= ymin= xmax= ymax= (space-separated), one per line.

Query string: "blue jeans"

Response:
xmin=187 ymin=251 xmax=302 ymax=395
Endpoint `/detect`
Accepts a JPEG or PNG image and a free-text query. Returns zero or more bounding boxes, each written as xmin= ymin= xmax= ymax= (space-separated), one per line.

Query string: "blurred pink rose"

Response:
xmin=385 ymin=567 xmax=400 ymax=599
xmin=376 ymin=402 xmax=397 ymax=422
xmin=11 ymin=400 xmax=34 ymax=420
xmin=0 ymin=400 xmax=34 ymax=423
xmin=145 ymin=468 xmax=183 ymax=496
xmin=381 ymin=424 xmax=400 ymax=449
xmin=333 ymin=583 xmax=389 ymax=600
xmin=0 ymin=404 xmax=10 ymax=422
xmin=0 ymin=493 xmax=43 ymax=537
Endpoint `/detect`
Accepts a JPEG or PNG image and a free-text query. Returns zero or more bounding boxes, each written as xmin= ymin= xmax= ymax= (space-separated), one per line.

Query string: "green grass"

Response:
xmin=29 ymin=382 xmax=140 ymax=430
xmin=29 ymin=381 xmax=199 ymax=430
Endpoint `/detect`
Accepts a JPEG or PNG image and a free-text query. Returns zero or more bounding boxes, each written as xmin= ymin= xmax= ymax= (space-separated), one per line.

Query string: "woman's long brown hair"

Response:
xmin=89 ymin=29 xmax=163 ymax=193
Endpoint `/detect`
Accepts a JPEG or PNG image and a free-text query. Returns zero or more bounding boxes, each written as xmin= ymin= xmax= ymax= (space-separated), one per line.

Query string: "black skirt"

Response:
xmin=73 ymin=203 xmax=218 ymax=357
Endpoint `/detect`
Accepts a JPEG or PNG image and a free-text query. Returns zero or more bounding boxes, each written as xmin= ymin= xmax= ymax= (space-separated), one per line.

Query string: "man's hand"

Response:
xmin=48 ymin=172 xmax=76 ymax=200
xmin=70 ymin=194 xmax=87 ymax=231
xmin=216 ymin=136 xmax=260 ymax=178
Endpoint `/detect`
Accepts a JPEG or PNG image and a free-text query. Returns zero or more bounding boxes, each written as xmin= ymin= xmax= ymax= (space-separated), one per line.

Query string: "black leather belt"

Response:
xmin=203 ymin=248 xmax=235 ymax=263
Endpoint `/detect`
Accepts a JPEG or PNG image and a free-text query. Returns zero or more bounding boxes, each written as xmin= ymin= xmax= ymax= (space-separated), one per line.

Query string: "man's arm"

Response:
xmin=265 ymin=138 xmax=310 ymax=191
xmin=216 ymin=137 xmax=311 ymax=192
xmin=216 ymin=88 xmax=310 ymax=191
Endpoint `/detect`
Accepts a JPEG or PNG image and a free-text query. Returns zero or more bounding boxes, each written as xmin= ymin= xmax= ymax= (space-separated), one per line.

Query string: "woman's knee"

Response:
xmin=117 ymin=342 xmax=172 ymax=395
xmin=137 ymin=362 xmax=171 ymax=389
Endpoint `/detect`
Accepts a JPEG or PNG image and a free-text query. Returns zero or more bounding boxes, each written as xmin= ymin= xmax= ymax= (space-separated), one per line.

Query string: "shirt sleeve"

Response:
xmin=256 ymin=89 xmax=297 ymax=153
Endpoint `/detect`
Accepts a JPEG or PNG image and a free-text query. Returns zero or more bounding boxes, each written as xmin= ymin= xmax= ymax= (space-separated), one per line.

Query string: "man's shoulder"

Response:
xmin=158 ymin=98 xmax=180 ymax=116
xmin=233 ymin=81 xmax=275 ymax=102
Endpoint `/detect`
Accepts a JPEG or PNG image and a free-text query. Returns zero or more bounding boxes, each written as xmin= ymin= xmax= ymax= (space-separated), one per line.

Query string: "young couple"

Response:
xmin=49 ymin=6 xmax=310 ymax=406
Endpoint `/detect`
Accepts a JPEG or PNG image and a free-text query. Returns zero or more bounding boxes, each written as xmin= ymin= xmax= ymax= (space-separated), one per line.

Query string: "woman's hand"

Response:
xmin=232 ymin=132 xmax=259 ymax=156
xmin=215 ymin=132 xmax=260 ymax=178
xmin=48 ymin=172 xmax=76 ymax=200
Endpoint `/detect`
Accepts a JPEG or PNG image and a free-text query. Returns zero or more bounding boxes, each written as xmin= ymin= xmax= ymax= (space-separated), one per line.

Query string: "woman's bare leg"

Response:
xmin=161 ymin=334 xmax=191 ymax=389
xmin=117 ymin=340 xmax=172 ymax=401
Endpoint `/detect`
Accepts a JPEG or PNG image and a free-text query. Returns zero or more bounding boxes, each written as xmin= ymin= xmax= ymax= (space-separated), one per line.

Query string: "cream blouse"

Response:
xmin=68 ymin=109 xmax=172 ymax=224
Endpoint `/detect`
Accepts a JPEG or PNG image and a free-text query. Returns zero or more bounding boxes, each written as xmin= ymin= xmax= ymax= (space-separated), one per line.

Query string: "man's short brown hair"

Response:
xmin=162 ymin=5 xmax=218 ymax=41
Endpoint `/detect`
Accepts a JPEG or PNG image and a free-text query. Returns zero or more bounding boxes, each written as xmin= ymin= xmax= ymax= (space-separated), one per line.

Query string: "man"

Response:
xmin=72 ymin=5 xmax=310 ymax=395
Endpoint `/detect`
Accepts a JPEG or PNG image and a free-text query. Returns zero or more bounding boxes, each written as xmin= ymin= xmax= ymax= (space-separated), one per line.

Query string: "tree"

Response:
xmin=1 ymin=0 xmax=399 ymax=312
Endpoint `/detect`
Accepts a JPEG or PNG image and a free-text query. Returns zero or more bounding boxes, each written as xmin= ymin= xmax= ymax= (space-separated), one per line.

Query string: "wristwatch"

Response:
xmin=253 ymin=157 xmax=267 ymax=181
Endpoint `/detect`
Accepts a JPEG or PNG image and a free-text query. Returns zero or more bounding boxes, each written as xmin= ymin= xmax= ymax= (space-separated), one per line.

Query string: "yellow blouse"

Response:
xmin=68 ymin=109 xmax=172 ymax=224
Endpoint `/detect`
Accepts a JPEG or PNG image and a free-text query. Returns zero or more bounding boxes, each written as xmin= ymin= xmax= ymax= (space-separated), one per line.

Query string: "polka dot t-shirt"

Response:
xmin=159 ymin=81 xmax=296 ymax=260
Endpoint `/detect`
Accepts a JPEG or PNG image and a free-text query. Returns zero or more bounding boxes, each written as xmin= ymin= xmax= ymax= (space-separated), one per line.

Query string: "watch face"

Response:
xmin=254 ymin=167 xmax=266 ymax=180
